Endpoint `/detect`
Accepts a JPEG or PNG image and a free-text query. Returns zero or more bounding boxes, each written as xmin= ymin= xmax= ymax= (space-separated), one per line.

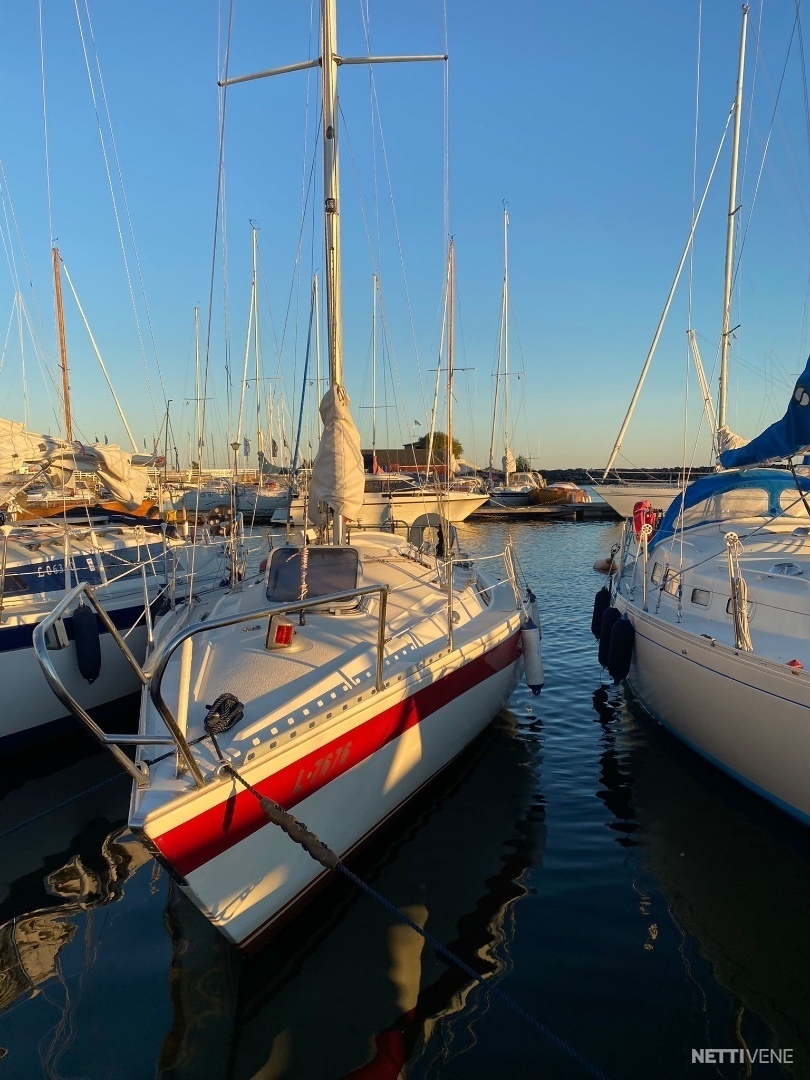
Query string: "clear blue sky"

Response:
xmin=1 ymin=1 xmax=809 ymax=471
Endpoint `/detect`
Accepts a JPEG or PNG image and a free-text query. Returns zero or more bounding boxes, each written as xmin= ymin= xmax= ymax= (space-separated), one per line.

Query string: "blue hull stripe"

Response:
xmin=0 ymin=602 xmax=149 ymax=654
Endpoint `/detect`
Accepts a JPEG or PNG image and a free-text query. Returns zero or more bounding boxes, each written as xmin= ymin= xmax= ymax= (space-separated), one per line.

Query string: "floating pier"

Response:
xmin=467 ymin=502 xmax=620 ymax=523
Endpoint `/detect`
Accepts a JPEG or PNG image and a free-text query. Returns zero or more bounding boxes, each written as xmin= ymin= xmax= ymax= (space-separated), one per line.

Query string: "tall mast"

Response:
xmin=502 ymin=206 xmax=510 ymax=483
xmin=322 ymin=0 xmax=343 ymax=389
xmin=371 ymin=274 xmax=378 ymax=457
xmin=718 ymin=4 xmax=748 ymax=432
xmin=252 ymin=225 xmax=262 ymax=480
xmin=52 ymin=247 xmax=72 ymax=441
xmin=447 ymin=238 xmax=455 ymax=492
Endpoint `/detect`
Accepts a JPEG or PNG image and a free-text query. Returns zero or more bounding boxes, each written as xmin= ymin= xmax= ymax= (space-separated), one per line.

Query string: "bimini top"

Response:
xmin=653 ymin=468 xmax=810 ymax=548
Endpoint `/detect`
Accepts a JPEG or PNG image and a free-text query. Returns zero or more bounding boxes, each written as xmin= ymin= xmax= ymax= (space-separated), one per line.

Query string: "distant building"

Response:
xmin=362 ymin=447 xmax=454 ymax=476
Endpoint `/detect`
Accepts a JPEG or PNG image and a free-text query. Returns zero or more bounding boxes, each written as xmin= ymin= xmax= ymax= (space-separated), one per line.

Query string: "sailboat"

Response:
xmin=485 ymin=209 xmax=587 ymax=510
xmin=604 ymin=7 xmax=810 ymax=826
xmin=34 ymin=0 xmax=540 ymax=949
xmin=0 ymin=253 xmax=239 ymax=750
xmin=487 ymin=208 xmax=538 ymax=508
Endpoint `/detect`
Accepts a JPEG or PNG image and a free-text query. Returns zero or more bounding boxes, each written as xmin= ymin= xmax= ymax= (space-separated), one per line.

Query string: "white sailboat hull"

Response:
xmin=594 ymin=484 xmax=680 ymax=518
xmin=273 ymin=491 xmax=488 ymax=527
xmin=137 ymin=630 xmax=521 ymax=949
xmin=617 ymin=600 xmax=810 ymax=824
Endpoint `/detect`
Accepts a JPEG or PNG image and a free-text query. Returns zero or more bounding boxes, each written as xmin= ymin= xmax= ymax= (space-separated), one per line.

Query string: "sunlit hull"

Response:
xmin=138 ymin=631 xmax=521 ymax=949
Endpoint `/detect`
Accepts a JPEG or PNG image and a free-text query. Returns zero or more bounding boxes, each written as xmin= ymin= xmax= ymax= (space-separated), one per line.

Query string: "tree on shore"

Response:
xmin=412 ymin=431 xmax=463 ymax=458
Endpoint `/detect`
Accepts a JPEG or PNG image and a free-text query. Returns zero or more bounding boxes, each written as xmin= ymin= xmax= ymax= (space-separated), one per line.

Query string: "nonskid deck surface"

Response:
xmin=135 ymin=535 xmax=516 ymax=817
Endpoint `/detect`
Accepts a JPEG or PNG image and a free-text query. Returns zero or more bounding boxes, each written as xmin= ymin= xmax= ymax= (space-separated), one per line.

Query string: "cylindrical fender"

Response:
xmin=608 ymin=614 xmax=635 ymax=683
xmin=73 ymin=602 xmax=102 ymax=684
xmin=521 ymin=619 xmax=544 ymax=695
xmin=598 ymin=606 xmax=620 ymax=668
xmin=591 ymin=587 xmax=611 ymax=639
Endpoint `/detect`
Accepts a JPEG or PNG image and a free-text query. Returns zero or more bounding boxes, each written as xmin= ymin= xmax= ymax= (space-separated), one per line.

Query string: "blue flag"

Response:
xmin=720 ymin=354 xmax=810 ymax=468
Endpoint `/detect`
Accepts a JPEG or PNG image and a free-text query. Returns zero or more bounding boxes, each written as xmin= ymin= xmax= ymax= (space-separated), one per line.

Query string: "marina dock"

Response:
xmin=467 ymin=501 xmax=621 ymax=522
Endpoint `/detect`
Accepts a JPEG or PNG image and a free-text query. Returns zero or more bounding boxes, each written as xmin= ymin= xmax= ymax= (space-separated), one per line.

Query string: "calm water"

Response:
xmin=2 ymin=521 xmax=810 ymax=1079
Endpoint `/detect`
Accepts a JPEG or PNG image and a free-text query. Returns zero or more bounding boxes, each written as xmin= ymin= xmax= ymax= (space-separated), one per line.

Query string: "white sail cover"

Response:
xmin=502 ymin=449 xmax=517 ymax=475
xmin=0 ymin=418 xmax=65 ymax=481
xmin=716 ymin=424 xmax=749 ymax=457
xmin=0 ymin=417 xmax=149 ymax=509
xmin=83 ymin=445 xmax=149 ymax=508
xmin=307 ymin=385 xmax=364 ymax=524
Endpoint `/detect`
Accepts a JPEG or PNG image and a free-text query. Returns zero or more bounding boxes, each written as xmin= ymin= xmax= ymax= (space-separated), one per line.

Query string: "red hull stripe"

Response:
xmin=153 ymin=631 xmax=520 ymax=877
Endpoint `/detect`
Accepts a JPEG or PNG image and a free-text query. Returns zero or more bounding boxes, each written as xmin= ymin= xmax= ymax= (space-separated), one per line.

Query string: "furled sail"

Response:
xmin=719 ymin=355 xmax=810 ymax=468
xmin=502 ymin=449 xmax=516 ymax=476
xmin=0 ymin=417 xmax=149 ymax=509
xmin=307 ymin=385 xmax=365 ymax=523
xmin=0 ymin=419 xmax=66 ymax=482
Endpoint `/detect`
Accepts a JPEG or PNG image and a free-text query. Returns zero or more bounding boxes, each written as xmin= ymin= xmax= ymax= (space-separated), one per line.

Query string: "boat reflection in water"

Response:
xmin=0 ymin=828 xmax=152 ymax=1014
xmin=159 ymin=708 xmax=547 ymax=1079
xmin=592 ymin=686 xmax=810 ymax=1076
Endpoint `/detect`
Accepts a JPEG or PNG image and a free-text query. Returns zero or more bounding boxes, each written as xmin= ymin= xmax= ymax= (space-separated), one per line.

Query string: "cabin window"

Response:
xmin=663 ymin=567 xmax=680 ymax=596
xmin=651 ymin=562 xmax=663 ymax=586
xmin=769 ymin=561 xmax=803 ymax=576
xmin=779 ymin=490 xmax=810 ymax=517
xmin=0 ymin=574 xmax=28 ymax=595
xmin=266 ymin=546 xmax=360 ymax=603
xmin=690 ymin=588 xmax=711 ymax=607
xmin=725 ymin=596 xmax=754 ymax=617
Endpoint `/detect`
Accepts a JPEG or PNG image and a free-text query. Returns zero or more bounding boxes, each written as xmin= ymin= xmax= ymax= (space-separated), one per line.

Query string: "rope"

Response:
xmin=725 ymin=532 xmax=753 ymax=651
xmin=216 ymin=758 xmax=611 ymax=1080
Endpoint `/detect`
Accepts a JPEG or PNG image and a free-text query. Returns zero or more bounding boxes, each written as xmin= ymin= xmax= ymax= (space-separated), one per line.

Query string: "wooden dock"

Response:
xmin=466 ymin=501 xmax=620 ymax=523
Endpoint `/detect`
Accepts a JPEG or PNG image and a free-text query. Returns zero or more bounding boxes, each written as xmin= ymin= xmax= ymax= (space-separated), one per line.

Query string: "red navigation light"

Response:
xmin=266 ymin=614 xmax=295 ymax=651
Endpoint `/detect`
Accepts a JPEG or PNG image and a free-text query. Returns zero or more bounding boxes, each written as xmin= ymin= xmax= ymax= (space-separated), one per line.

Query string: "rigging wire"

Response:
xmin=71 ymin=0 xmax=164 ymax=432
xmin=680 ymin=0 xmax=703 ymax=580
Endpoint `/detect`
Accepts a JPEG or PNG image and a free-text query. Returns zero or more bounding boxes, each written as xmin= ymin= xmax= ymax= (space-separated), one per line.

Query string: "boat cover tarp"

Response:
xmin=720 ymin=354 xmax=810 ymax=468
xmin=307 ymin=386 xmax=364 ymax=523
xmin=653 ymin=468 xmax=810 ymax=548
xmin=0 ymin=417 xmax=149 ymax=509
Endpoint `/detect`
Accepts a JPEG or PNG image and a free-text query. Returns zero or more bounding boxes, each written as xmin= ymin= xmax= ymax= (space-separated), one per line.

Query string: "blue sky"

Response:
xmin=1 ymin=1 xmax=809 ymax=471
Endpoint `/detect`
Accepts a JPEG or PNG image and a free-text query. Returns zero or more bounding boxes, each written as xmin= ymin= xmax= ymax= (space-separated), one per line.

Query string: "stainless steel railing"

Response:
xmin=33 ymin=579 xmax=390 ymax=790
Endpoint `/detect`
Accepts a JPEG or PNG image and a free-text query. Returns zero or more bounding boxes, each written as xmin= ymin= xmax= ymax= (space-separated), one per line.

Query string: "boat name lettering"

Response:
xmin=292 ymin=741 xmax=353 ymax=794
xmin=37 ymin=562 xmax=65 ymax=577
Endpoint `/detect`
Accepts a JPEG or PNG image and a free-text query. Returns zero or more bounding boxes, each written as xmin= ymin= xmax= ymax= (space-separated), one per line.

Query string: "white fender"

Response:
xmin=521 ymin=619 xmax=544 ymax=695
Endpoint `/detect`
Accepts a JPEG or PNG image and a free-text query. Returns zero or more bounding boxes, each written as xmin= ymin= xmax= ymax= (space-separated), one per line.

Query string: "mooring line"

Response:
xmin=219 ymin=760 xmax=611 ymax=1080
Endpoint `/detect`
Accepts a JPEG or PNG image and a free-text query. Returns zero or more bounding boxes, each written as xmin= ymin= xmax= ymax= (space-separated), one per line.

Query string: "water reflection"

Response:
xmin=0 ymin=828 xmax=151 ymax=1014
xmin=590 ymin=687 xmax=637 ymax=847
xmin=159 ymin=711 xmax=547 ymax=1080
xmin=609 ymin=694 xmax=810 ymax=1076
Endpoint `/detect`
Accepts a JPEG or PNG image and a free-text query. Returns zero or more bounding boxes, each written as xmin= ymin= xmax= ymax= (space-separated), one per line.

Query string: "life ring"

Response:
xmin=633 ymin=500 xmax=657 ymax=541
xmin=207 ymin=504 xmax=234 ymax=536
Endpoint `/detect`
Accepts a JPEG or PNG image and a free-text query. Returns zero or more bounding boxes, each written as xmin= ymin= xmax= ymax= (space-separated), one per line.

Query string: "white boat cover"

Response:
xmin=307 ymin=385 xmax=365 ymax=523
xmin=0 ymin=417 xmax=148 ymax=509
xmin=0 ymin=418 xmax=64 ymax=481
xmin=716 ymin=424 xmax=749 ymax=457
